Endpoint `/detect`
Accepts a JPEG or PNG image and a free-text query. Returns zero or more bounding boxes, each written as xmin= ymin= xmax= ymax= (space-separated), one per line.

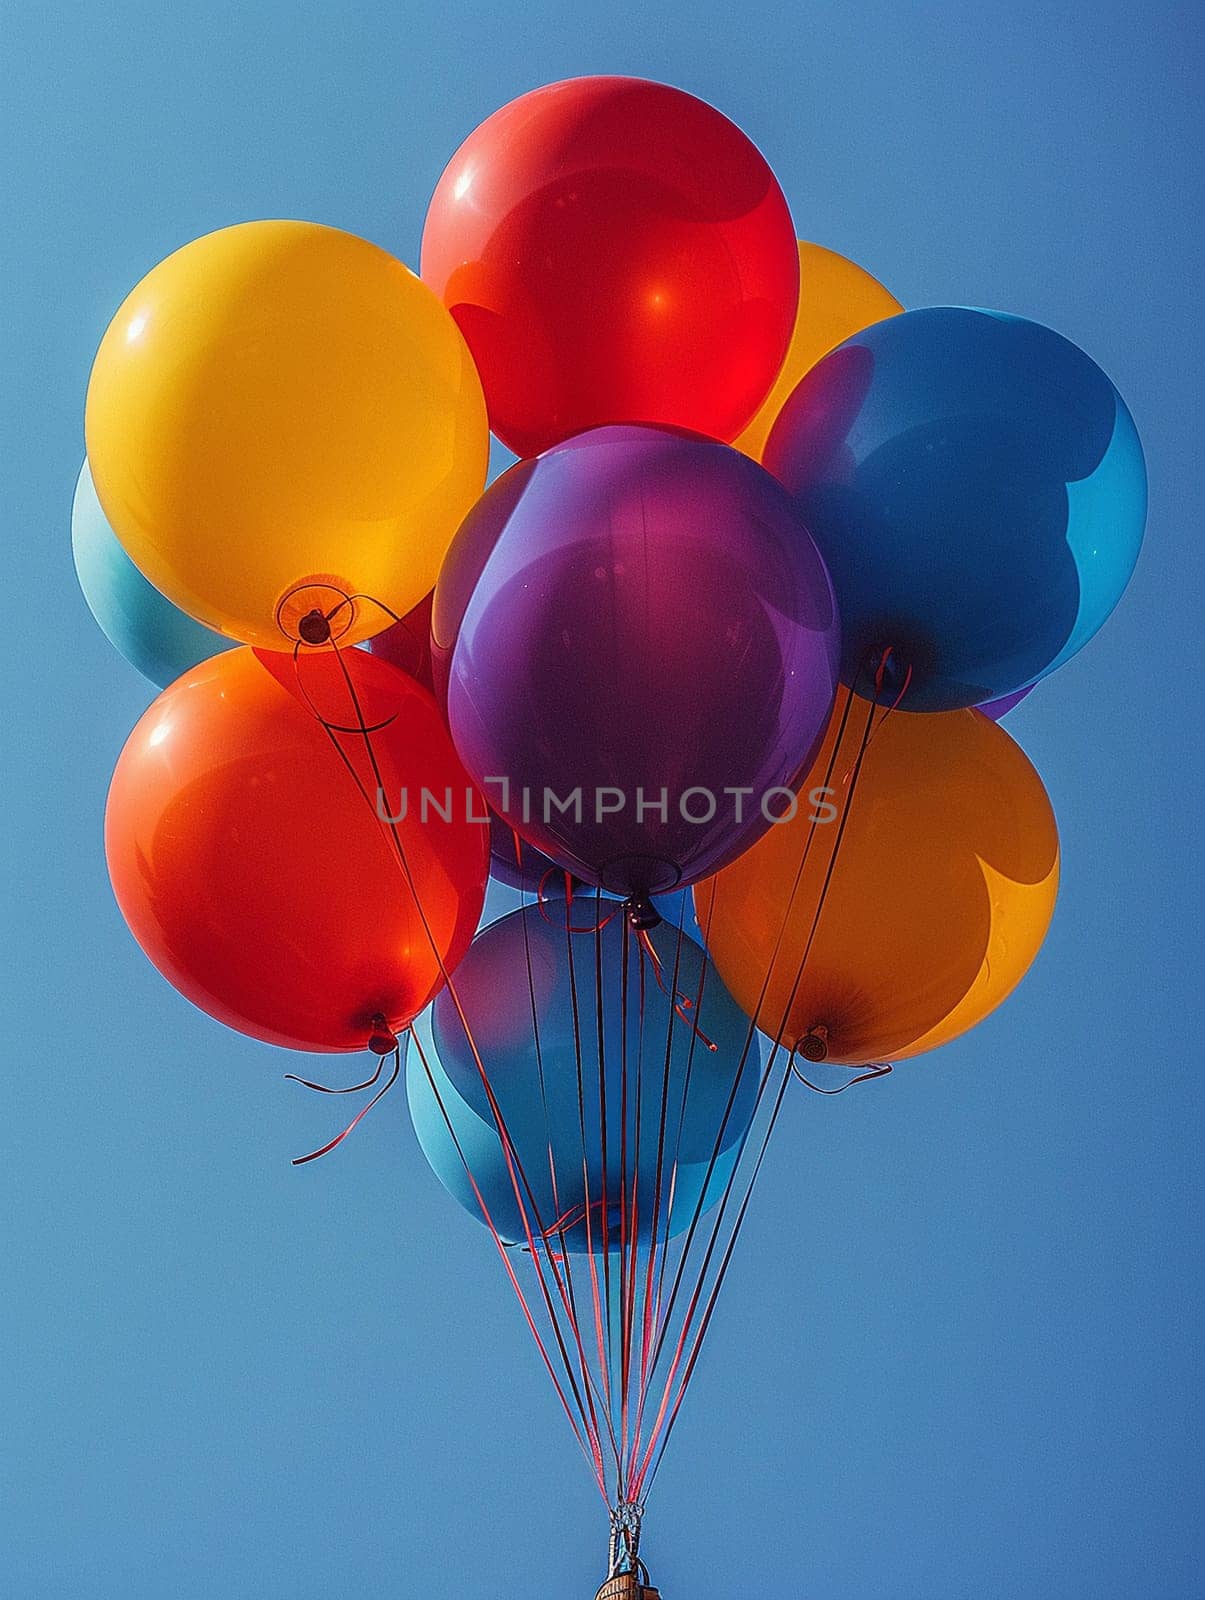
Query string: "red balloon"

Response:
xmin=105 ymin=647 xmax=489 ymax=1052
xmin=421 ymin=76 xmax=799 ymax=457
xmin=365 ymin=590 xmax=436 ymax=694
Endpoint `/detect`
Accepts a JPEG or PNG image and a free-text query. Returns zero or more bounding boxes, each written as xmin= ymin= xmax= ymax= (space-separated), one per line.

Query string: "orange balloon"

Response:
xmin=734 ymin=241 xmax=903 ymax=463
xmin=105 ymin=647 xmax=489 ymax=1052
xmin=695 ymin=698 xmax=1059 ymax=1065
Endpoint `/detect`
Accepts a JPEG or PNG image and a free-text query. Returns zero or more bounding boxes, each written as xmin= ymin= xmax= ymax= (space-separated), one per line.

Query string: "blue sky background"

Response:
xmin=3 ymin=3 xmax=1202 ymax=1596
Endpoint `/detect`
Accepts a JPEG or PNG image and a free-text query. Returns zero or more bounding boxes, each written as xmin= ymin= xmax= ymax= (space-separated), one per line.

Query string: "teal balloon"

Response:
xmin=72 ymin=461 xmax=231 ymax=688
xmin=765 ymin=307 xmax=1147 ymax=711
xmin=406 ymin=905 xmax=761 ymax=1254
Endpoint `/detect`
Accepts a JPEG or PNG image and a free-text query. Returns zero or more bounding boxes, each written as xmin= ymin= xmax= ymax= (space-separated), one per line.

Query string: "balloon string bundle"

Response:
xmin=838 ymin=645 xmax=913 ymax=784
xmin=533 ymin=869 xmax=716 ymax=1051
xmin=280 ymin=622 xmax=897 ymax=1544
xmin=537 ymin=870 xmax=622 ymax=934
xmin=625 ymin=679 xmax=895 ymax=1500
xmin=407 ymin=683 xmax=894 ymax=1536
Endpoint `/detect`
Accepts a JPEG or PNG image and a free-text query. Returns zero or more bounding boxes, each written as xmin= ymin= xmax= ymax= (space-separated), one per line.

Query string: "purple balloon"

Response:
xmin=978 ymin=685 xmax=1034 ymax=720
xmin=434 ymin=425 xmax=839 ymax=901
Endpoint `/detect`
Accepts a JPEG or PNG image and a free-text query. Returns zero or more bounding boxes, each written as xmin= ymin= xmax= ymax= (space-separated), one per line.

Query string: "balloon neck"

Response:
xmin=625 ymin=895 xmax=662 ymax=932
xmin=797 ymin=1025 xmax=829 ymax=1063
xmin=275 ymin=577 xmax=357 ymax=644
xmin=367 ymin=1014 xmax=399 ymax=1056
xmin=298 ymin=608 xmax=333 ymax=645
xmin=854 ymin=638 xmax=924 ymax=706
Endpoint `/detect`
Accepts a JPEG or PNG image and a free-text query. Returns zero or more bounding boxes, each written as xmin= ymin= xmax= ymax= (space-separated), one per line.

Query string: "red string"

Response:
xmin=408 ymin=1029 xmax=607 ymax=1494
xmin=536 ymin=868 xmax=622 ymax=934
xmin=791 ymin=1060 xmax=894 ymax=1094
xmin=288 ymin=630 xmax=610 ymax=1495
xmin=284 ymin=1058 xmax=383 ymax=1096
xmin=632 ymin=689 xmax=878 ymax=1495
xmin=290 ymin=1048 xmax=400 ymax=1166
xmin=636 ymin=927 xmax=718 ymax=1050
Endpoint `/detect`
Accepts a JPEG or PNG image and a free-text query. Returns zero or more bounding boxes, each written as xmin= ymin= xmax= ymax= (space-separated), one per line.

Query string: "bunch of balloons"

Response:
xmin=81 ymin=74 xmax=1145 ymax=1586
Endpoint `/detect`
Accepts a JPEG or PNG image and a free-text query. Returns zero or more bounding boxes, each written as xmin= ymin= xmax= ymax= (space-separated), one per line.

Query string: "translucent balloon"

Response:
xmin=695 ymin=698 xmax=1059 ymax=1064
xmin=72 ymin=460 xmax=231 ymax=689
xmin=421 ymin=76 xmax=799 ymax=457
xmin=106 ymin=647 xmax=488 ymax=1051
xmin=86 ymin=221 xmax=488 ymax=650
xmin=764 ymin=307 xmax=1147 ymax=710
xmin=407 ymin=905 xmax=760 ymax=1251
xmin=434 ymin=425 xmax=839 ymax=900
xmin=734 ymin=241 xmax=903 ymax=462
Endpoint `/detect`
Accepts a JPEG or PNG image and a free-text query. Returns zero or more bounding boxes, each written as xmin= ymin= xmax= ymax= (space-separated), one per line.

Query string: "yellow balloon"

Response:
xmin=734 ymin=241 xmax=903 ymax=463
xmin=85 ymin=221 xmax=489 ymax=649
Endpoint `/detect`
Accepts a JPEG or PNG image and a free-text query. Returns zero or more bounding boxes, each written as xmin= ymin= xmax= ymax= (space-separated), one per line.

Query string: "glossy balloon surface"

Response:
xmin=764 ymin=307 xmax=1146 ymax=710
xmin=696 ymin=699 xmax=1059 ymax=1064
xmin=421 ymin=76 xmax=799 ymax=456
xmin=407 ymin=905 xmax=759 ymax=1251
xmin=86 ymin=221 xmax=488 ymax=649
xmin=106 ymin=647 xmax=488 ymax=1051
xmin=435 ymin=425 xmax=840 ymax=897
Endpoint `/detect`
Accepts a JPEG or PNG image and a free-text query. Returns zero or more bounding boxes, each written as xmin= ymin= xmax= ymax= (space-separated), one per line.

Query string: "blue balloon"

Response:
xmin=72 ymin=460 xmax=231 ymax=689
xmin=406 ymin=905 xmax=761 ymax=1253
xmin=764 ymin=307 xmax=1147 ymax=711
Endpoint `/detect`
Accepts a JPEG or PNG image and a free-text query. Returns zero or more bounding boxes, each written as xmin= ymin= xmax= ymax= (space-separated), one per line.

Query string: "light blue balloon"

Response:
xmin=406 ymin=905 xmax=762 ymax=1254
xmin=72 ymin=460 xmax=231 ymax=689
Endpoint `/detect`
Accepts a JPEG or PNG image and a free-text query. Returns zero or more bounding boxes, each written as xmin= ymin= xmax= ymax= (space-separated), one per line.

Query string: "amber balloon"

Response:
xmin=105 ymin=648 xmax=489 ymax=1052
xmin=695 ymin=699 xmax=1059 ymax=1065
xmin=734 ymin=241 xmax=903 ymax=463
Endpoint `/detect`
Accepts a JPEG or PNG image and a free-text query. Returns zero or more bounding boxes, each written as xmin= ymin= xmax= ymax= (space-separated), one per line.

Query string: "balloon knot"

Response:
xmin=626 ymin=896 xmax=662 ymax=932
xmin=798 ymin=1026 xmax=828 ymax=1063
xmin=367 ymin=1014 xmax=399 ymax=1055
xmin=298 ymin=607 xmax=333 ymax=645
